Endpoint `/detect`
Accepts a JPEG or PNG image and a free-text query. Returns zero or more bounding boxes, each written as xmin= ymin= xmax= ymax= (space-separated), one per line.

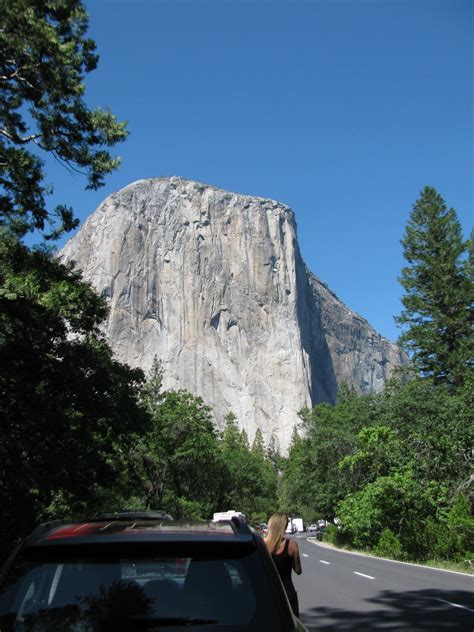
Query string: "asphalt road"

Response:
xmin=291 ymin=536 xmax=474 ymax=631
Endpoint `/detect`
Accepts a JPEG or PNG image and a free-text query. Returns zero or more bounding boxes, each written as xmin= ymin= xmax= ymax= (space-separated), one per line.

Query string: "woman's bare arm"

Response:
xmin=289 ymin=539 xmax=302 ymax=574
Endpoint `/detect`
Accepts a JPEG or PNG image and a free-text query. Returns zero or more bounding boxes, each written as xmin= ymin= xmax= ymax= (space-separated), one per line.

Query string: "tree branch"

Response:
xmin=1 ymin=128 xmax=41 ymax=144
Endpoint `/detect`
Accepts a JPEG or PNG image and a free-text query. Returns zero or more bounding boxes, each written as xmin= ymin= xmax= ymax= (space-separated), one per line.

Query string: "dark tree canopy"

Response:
xmin=0 ymin=1 xmax=133 ymax=544
xmin=0 ymin=235 xmax=148 ymax=542
xmin=0 ymin=0 xmax=128 ymax=239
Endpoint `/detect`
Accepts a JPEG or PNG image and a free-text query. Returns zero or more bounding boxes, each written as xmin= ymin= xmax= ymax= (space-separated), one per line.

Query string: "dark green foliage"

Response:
xmin=336 ymin=470 xmax=449 ymax=558
xmin=266 ymin=433 xmax=282 ymax=468
xmin=0 ymin=0 xmax=134 ymax=545
xmin=380 ymin=377 xmax=473 ymax=485
xmin=219 ymin=413 xmax=278 ymax=523
xmin=339 ymin=425 xmax=403 ymax=488
xmin=147 ymin=390 xmax=227 ymax=519
xmin=0 ymin=234 xmax=147 ymax=541
xmin=278 ymin=425 xmax=314 ymax=518
xmin=432 ymin=492 xmax=474 ymax=562
xmin=281 ymin=373 xmax=472 ymax=562
xmin=130 ymin=365 xmax=227 ymax=519
xmin=396 ymin=187 xmax=473 ymax=386
xmin=124 ymin=394 xmax=278 ymax=522
xmin=0 ymin=0 xmax=128 ymax=238
xmin=373 ymin=529 xmax=403 ymax=560
xmin=280 ymin=388 xmax=381 ymax=522
xmin=323 ymin=523 xmax=338 ymax=545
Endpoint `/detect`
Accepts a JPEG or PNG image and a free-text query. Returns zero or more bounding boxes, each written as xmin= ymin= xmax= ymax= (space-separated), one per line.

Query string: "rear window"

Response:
xmin=0 ymin=543 xmax=285 ymax=630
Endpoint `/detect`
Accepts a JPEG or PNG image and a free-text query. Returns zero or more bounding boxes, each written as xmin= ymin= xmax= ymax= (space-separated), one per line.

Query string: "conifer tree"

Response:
xmin=251 ymin=428 xmax=266 ymax=455
xmin=396 ymin=187 xmax=473 ymax=386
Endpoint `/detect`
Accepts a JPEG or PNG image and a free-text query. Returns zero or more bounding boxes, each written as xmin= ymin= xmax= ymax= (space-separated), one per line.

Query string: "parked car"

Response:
xmin=0 ymin=511 xmax=307 ymax=631
xmin=307 ymin=524 xmax=318 ymax=533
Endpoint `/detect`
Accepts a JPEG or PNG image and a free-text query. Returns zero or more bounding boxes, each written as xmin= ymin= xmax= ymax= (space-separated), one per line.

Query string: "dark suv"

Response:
xmin=0 ymin=512 xmax=307 ymax=631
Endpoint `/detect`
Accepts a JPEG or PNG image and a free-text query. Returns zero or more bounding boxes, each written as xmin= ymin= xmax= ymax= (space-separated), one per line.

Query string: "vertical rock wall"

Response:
xmin=60 ymin=177 xmax=407 ymax=452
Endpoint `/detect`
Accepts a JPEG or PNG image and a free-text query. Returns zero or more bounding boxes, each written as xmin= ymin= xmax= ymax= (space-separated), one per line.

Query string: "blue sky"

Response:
xmin=47 ymin=0 xmax=472 ymax=342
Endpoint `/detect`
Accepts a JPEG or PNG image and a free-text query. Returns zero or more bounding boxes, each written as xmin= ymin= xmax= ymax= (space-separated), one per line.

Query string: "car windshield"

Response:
xmin=0 ymin=544 xmax=284 ymax=631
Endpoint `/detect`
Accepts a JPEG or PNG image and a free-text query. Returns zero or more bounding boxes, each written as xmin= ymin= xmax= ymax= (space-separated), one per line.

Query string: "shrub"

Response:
xmin=432 ymin=493 xmax=474 ymax=562
xmin=323 ymin=524 xmax=338 ymax=544
xmin=374 ymin=528 xmax=403 ymax=560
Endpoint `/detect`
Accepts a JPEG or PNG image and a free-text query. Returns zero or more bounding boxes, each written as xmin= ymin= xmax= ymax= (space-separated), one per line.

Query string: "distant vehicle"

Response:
xmin=286 ymin=518 xmax=296 ymax=534
xmin=292 ymin=518 xmax=305 ymax=533
xmin=307 ymin=521 xmax=325 ymax=540
xmin=0 ymin=511 xmax=308 ymax=631
xmin=212 ymin=509 xmax=246 ymax=522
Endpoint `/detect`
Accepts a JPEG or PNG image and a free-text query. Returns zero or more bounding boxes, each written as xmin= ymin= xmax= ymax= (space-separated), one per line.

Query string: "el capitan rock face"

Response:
xmin=61 ymin=177 xmax=407 ymax=451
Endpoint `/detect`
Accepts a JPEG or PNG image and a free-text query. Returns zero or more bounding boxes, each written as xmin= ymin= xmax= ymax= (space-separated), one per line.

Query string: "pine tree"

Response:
xmin=251 ymin=428 xmax=266 ymax=455
xmin=396 ymin=187 xmax=473 ymax=386
xmin=0 ymin=0 xmax=128 ymax=239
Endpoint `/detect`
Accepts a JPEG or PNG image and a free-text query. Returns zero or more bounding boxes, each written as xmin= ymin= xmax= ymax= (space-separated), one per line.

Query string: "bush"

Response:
xmin=374 ymin=528 xmax=403 ymax=560
xmin=321 ymin=524 xmax=335 ymax=544
xmin=432 ymin=493 xmax=474 ymax=562
xmin=324 ymin=523 xmax=347 ymax=546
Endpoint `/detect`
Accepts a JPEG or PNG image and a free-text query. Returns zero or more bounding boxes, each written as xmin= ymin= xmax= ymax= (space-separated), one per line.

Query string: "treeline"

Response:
xmin=281 ymin=377 xmax=473 ymax=563
xmin=117 ymin=360 xmax=280 ymax=525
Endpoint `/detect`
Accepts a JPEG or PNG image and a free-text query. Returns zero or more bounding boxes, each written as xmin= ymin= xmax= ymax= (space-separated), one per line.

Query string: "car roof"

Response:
xmin=24 ymin=514 xmax=256 ymax=549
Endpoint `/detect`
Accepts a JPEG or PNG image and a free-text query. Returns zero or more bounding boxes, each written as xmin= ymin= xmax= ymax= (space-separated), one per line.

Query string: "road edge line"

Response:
xmin=306 ymin=538 xmax=474 ymax=578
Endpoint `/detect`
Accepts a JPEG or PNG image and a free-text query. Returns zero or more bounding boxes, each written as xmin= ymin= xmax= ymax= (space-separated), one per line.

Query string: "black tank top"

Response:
xmin=271 ymin=538 xmax=296 ymax=599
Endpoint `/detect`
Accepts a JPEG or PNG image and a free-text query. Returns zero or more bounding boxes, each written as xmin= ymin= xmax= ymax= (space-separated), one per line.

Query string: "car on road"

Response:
xmin=0 ymin=511 xmax=307 ymax=631
xmin=307 ymin=524 xmax=318 ymax=533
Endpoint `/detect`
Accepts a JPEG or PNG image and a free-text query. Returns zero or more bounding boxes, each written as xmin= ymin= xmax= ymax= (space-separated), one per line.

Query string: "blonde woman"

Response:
xmin=264 ymin=512 xmax=302 ymax=617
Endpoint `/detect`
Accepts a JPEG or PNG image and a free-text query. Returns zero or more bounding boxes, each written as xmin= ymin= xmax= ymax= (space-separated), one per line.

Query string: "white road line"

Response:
xmin=302 ymin=553 xmax=309 ymax=557
xmin=433 ymin=598 xmax=474 ymax=613
xmin=354 ymin=571 xmax=375 ymax=580
xmin=320 ymin=560 xmax=330 ymax=565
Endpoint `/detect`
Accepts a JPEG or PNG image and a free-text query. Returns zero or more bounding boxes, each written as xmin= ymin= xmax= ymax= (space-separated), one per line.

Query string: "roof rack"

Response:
xmin=230 ymin=515 xmax=252 ymax=536
xmin=90 ymin=511 xmax=174 ymax=522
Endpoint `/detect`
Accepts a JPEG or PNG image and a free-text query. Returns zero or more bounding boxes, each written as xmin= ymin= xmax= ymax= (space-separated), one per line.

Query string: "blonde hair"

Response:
xmin=264 ymin=512 xmax=288 ymax=554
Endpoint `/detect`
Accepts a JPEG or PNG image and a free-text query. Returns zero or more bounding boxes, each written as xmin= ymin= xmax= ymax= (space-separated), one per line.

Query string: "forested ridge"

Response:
xmin=1 ymin=1 xmax=472 ymax=568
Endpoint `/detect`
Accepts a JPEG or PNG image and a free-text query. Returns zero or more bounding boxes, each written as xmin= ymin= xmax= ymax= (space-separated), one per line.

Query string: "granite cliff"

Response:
xmin=60 ymin=177 xmax=407 ymax=451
